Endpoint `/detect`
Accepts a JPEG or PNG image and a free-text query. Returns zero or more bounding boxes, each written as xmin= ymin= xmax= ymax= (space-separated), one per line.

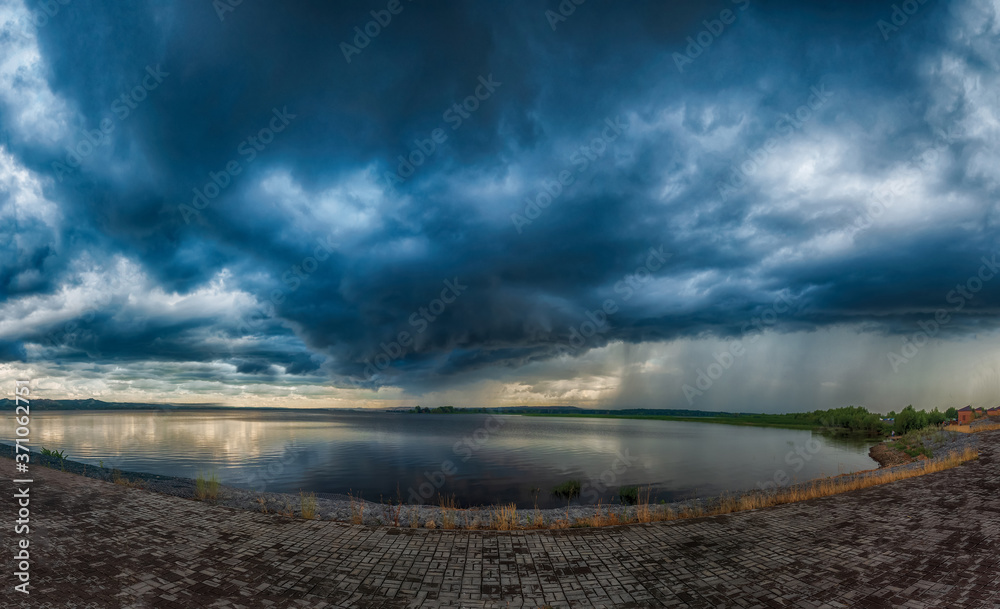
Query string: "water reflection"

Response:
xmin=2 ymin=410 xmax=878 ymax=508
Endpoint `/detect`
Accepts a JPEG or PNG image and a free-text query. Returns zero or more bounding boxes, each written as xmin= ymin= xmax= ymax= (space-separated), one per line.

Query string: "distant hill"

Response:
xmin=0 ymin=398 xmax=212 ymax=411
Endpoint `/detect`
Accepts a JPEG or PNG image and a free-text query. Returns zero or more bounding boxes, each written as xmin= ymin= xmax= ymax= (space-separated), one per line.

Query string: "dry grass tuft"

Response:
xmin=440 ymin=495 xmax=458 ymax=529
xmin=348 ymin=491 xmax=365 ymax=525
xmin=387 ymin=496 xmax=404 ymax=528
xmin=491 ymin=503 xmax=519 ymax=530
xmin=300 ymin=491 xmax=318 ymax=520
xmin=331 ymin=448 xmax=979 ymax=531
xmin=634 ymin=486 xmax=653 ymax=523
xmin=111 ymin=468 xmax=144 ymax=489
xmin=697 ymin=446 xmax=979 ymax=518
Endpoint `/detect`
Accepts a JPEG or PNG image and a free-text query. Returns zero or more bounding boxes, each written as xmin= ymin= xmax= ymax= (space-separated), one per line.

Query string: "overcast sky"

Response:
xmin=1 ymin=0 xmax=999 ymax=412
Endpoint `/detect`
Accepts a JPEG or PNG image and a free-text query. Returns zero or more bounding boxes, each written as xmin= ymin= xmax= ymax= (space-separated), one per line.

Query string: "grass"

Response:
xmin=194 ymin=471 xmax=220 ymax=501
xmin=968 ymin=422 xmax=1000 ymax=433
xmin=703 ymin=446 xmax=978 ymax=517
xmin=532 ymin=491 xmax=544 ymax=528
xmin=348 ymin=491 xmax=365 ymax=525
xmin=551 ymin=479 xmax=581 ymax=500
xmin=588 ymin=501 xmax=630 ymax=527
xmin=618 ymin=485 xmax=639 ymax=505
xmin=634 ymin=486 xmax=653 ymax=523
xmin=111 ymin=468 xmax=144 ymax=489
xmin=891 ymin=428 xmax=962 ymax=459
xmin=491 ymin=503 xmax=518 ymax=530
xmin=439 ymin=495 xmax=458 ymax=529
xmin=386 ymin=498 xmax=404 ymax=527
xmin=40 ymin=447 xmax=67 ymax=470
xmin=300 ymin=491 xmax=318 ymax=520
xmin=351 ymin=448 xmax=979 ymax=531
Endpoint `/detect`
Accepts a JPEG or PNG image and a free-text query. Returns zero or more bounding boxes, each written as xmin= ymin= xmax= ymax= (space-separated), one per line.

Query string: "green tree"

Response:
xmin=928 ymin=408 xmax=946 ymax=426
xmin=945 ymin=407 xmax=958 ymax=420
xmin=894 ymin=405 xmax=928 ymax=435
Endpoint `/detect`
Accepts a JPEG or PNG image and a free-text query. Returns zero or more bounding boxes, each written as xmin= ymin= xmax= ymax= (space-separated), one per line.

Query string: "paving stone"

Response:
xmin=2 ymin=432 xmax=999 ymax=608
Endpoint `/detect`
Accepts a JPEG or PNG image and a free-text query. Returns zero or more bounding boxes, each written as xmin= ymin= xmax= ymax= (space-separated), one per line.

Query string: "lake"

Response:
xmin=5 ymin=409 xmax=878 ymax=508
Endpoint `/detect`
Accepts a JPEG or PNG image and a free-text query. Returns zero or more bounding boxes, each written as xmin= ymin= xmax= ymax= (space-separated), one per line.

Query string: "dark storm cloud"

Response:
xmin=1 ymin=0 xmax=998 ymax=393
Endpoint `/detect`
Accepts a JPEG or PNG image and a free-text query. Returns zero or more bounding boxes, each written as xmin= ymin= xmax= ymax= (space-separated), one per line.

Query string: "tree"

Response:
xmin=945 ymin=407 xmax=958 ymax=420
xmin=928 ymin=407 xmax=946 ymax=426
xmin=888 ymin=410 xmax=896 ymax=418
xmin=894 ymin=405 xmax=929 ymax=435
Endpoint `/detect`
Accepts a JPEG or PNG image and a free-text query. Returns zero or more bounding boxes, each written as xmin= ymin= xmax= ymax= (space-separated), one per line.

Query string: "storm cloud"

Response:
xmin=1 ymin=0 xmax=999 ymax=410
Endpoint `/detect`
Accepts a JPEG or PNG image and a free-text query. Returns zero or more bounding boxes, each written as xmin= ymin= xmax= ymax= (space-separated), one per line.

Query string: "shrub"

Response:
xmin=618 ymin=486 xmax=639 ymax=505
xmin=552 ymin=479 xmax=581 ymax=500
xmin=194 ymin=472 xmax=220 ymax=501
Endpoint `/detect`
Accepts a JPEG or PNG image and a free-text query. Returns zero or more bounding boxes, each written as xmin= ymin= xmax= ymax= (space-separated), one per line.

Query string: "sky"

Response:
xmin=1 ymin=0 xmax=999 ymax=412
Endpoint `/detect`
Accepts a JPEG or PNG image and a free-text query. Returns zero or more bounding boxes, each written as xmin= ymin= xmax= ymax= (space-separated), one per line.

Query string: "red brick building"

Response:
xmin=988 ymin=407 xmax=1000 ymax=417
xmin=957 ymin=406 xmax=974 ymax=424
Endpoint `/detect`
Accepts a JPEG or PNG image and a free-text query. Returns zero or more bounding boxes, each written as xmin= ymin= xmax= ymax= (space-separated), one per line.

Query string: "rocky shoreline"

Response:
xmin=868 ymin=428 xmax=980 ymax=468
xmin=2 ymin=432 xmax=980 ymax=529
xmin=869 ymin=442 xmax=914 ymax=467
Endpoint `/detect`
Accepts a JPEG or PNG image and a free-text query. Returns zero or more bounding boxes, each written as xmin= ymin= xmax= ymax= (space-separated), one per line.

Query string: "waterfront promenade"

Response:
xmin=2 ymin=433 xmax=998 ymax=608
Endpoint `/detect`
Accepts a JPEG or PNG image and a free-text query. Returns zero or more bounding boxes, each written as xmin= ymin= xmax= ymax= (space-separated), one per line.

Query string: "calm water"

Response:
xmin=4 ymin=410 xmax=877 ymax=508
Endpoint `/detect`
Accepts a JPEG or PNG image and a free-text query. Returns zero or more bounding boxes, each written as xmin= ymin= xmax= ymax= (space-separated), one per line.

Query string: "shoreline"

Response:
xmin=1 ymin=429 xmax=979 ymax=530
xmin=869 ymin=441 xmax=916 ymax=467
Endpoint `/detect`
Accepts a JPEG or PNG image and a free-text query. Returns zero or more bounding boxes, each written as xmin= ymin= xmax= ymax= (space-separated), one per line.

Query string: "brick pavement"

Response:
xmin=1 ymin=433 xmax=999 ymax=608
